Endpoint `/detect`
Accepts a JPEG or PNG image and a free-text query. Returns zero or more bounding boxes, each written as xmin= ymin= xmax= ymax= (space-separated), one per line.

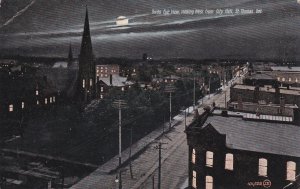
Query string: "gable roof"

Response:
xmin=99 ymin=75 xmax=127 ymax=87
xmin=203 ymin=114 xmax=300 ymax=157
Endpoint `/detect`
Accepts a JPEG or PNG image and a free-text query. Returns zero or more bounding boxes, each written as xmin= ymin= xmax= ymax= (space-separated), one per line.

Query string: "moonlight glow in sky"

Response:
xmin=0 ymin=0 xmax=299 ymax=60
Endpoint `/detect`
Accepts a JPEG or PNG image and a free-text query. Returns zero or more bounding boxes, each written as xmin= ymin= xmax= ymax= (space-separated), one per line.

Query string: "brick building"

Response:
xmin=186 ymin=109 xmax=300 ymax=189
xmin=230 ymin=84 xmax=300 ymax=107
xmin=96 ymin=64 xmax=120 ymax=78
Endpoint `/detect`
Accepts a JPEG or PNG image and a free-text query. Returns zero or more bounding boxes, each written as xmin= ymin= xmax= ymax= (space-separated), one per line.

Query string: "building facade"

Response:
xmin=186 ymin=110 xmax=300 ymax=189
xmin=96 ymin=64 xmax=120 ymax=78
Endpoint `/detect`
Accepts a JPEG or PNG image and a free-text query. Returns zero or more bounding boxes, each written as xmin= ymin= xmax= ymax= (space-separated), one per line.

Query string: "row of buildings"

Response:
xmin=186 ymin=63 xmax=300 ymax=189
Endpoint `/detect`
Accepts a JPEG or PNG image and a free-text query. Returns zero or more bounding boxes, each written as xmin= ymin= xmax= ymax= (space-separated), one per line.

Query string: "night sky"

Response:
xmin=0 ymin=0 xmax=300 ymax=60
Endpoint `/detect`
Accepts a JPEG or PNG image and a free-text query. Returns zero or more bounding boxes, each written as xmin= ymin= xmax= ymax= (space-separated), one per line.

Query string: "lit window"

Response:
xmin=21 ymin=102 xmax=25 ymax=109
xmin=101 ymin=70 xmax=103 ymax=73
xmin=206 ymin=151 xmax=214 ymax=167
xmin=282 ymin=78 xmax=285 ymax=82
xmin=100 ymin=66 xmax=103 ymax=69
xmin=100 ymin=74 xmax=103 ymax=77
xmin=45 ymin=98 xmax=48 ymax=105
xmin=121 ymin=87 xmax=125 ymax=91
xmin=296 ymin=78 xmax=298 ymax=83
xmin=53 ymin=96 xmax=55 ymax=102
xmin=192 ymin=170 xmax=197 ymax=188
xmin=105 ymin=74 xmax=107 ymax=77
xmin=90 ymin=79 xmax=93 ymax=87
xmin=82 ymin=79 xmax=85 ymax=88
xmin=101 ymin=87 xmax=104 ymax=92
xmin=258 ymin=158 xmax=268 ymax=177
xmin=289 ymin=78 xmax=292 ymax=82
xmin=287 ymin=161 xmax=296 ymax=181
xmin=37 ymin=100 xmax=39 ymax=105
xmin=225 ymin=153 xmax=234 ymax=170
xmin=50 ymin=97 xmax=53 ymax=103
xmin=192 ymin=149 xmax=196 ymax=164
xmin=277 ymin=77 xmax=280 ymax=81
xmin=205 ymin=176 xmax=213 ymax=189
xmin=36 ymin=90 xmax=39 ymax=96
xmin=100 ymin=94 xmax=103 ymax=99
xmin=9 ymin=104 xmax=13 ymax=112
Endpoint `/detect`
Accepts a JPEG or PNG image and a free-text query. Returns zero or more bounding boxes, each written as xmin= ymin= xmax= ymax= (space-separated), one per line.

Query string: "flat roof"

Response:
xmin=233 ymin=84 xmax=300 ymax=96
xmin=201 ymin=111 xmax=300 ymax=157
xmin=271 ymin=66 xmax=300 ymax=72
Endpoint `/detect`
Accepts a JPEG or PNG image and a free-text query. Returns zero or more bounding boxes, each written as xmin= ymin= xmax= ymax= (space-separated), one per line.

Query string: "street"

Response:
xmin=70 ymin=71 xmax=246 ymax=189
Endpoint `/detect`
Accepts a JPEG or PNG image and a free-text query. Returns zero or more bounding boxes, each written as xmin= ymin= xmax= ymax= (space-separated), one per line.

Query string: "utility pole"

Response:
xmin=158 ymin=142 xmax=161 ymax=189
xmin=184 ymin=108 xmax=187 ymax=129
xmin=129 ymin=126 xmax=133 ymax=179
xmin=208 ymin=74 xmax=211 ymax=99
xmin=153 ymin=141 xmax=168 ymax=189
xmin=224 ymin=90 xmax=227 ymax=109
xmin=152 ymin=175 xmax=155 ymax=189
xmin=164 ymin=84 xmax=176 ymax=130
xmin=169 ymin=92 xmax=172 ymax=129
xmin=193 ymin=76 xmax=196 ymax=110
xmin=113 ymin=99 xmax=127 ymax=189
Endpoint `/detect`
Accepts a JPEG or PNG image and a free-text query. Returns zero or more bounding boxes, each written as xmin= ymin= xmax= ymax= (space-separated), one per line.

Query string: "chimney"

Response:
xmin=280 ymin=97 xmax=285 ymax=114
xmin=253 ymin=85 xmax=259 ymax=103
xmin=274 ymin=84 xmax=280 ymax=104
xmin=109 ymin=74 xmax=112 ymax=86
xmin=238 ymin=94 xmax=243 ymax=110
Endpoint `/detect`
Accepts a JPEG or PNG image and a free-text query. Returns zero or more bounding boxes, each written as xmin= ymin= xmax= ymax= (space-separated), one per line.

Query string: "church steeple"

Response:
xmin=77 ymin=7 xmax=96 ymax=103
xmin=79 ymin=7 xmax=93 ymax=59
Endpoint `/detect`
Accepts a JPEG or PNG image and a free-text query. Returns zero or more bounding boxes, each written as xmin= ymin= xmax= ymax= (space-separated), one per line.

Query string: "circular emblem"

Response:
xmin=263 ymin=179 xmax=271 ymax=188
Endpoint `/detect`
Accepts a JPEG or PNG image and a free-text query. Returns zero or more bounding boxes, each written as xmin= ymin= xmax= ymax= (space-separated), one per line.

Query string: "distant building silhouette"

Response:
xmin=77 ymin=7 xmax=96 ymax=103
xmin=142 ymin=53 xmax=148 ymax=61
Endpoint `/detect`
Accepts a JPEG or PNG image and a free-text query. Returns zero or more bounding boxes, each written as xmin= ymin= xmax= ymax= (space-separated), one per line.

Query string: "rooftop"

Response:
xmin=191 ymin=110 xmax=300 ymax=157
xmin=233 ymin=84 xmax=300 ymax=96
xmin=245 ymin=73 xmax=276 ymax=80
xmin=271 ymin=66 xmax=300 ymax=72
xmin=99 ymin=75 xmax=132 ymax=87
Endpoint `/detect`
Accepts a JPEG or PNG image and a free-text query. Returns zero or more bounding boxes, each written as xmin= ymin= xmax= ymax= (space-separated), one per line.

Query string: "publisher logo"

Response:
xmin=263 ymin=179 xmax=271 ymax=188
xmin=248 ymin=179 xmax=272 ymax=188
